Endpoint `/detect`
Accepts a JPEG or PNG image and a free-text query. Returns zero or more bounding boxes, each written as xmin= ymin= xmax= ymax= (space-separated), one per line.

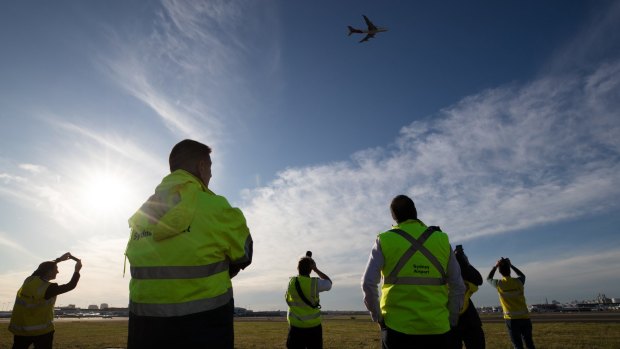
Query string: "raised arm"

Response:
xmin=312 ymin=263 xmax=331 ymax=283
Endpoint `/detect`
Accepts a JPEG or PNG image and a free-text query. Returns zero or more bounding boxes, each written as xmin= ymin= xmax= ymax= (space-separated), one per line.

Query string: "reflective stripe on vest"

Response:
xmin=384 ymin=227 xmax=447 ymax=286
xmin=129 ymin=287 xmax=233 ymax=317
xmin=497 ymin=277 xmax=529 ymax=319
xmin=286 ymin=277 xmax=321 ymax=328
xmin=288 ymin=311 xmax=321 ymax=322
xmin=126 ymin=170 xmax=252 ymax=318
xmin=379 ymin=221 xmax=451 ymax=335
xmin=9 ymin=276 xmax=55 ymax=336
xmin=9 ymin=321 xmax=54 ymax=333
xmin=14 ymin=297 xmax=54 ymax=308
xmin=130 ymin=261 xmax=229 ymax=279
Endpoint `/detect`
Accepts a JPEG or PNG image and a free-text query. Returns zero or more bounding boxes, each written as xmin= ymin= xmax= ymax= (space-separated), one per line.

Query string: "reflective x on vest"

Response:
xmin=384 ymin=226 xmax=447 ymax=286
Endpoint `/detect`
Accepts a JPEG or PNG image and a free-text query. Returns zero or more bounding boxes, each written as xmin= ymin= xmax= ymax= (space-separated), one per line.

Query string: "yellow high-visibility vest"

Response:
xmin=9 ymin=276 xmax=55 ymax=336
xmin=379 ymin=219 xmax=451 ymax=335
xmin=496 ymin=277 xmax=529 ymax=319
xmin=126 ymin=170 xmax=252 ymax=317
xmin=460 ymin=281 xmax=479 ymax=314
xmin=285 ymin=276 xmax=321 ymax=328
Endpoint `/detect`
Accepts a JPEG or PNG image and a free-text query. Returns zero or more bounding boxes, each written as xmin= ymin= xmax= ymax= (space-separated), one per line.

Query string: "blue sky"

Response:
xmin=1 ymin=1 xmax=619 ymax=311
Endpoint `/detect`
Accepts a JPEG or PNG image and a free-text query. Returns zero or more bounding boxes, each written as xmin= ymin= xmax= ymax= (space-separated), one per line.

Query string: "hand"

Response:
xmin=74 ymin=259 xmax=83 ymax=273
xmin=57 ymin=252 xmax=71 ymax=262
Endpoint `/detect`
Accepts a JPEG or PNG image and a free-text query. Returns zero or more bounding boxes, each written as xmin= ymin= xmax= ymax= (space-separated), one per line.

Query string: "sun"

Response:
xmin=79 ymin=172 xmax=134 ymax=216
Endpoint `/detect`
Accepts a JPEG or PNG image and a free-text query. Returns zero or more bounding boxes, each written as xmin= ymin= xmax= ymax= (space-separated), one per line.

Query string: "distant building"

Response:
xmin=87 ymin=304 xmax=99 ymax=310
xmin=66 ymin=304 xmax=76 ymax=309
xmin=100 ymin=303 xmax=109 ymax=310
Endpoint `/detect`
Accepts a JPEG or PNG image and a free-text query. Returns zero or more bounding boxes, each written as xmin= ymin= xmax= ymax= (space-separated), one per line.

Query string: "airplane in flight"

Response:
xmin=347 ymin=15 xmax=388 ymax=43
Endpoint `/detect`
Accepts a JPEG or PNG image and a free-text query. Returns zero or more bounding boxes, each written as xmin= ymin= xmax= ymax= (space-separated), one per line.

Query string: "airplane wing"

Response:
xmin=359 ymin=33 xmax=375 ymax=43
xmin=363 ymin=15 xmax=378 ymax=31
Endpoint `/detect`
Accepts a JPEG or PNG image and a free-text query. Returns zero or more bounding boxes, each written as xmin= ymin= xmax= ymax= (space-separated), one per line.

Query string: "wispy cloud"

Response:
xmin=18 ymin=163 xmax=45 ymax=174
xmin=0 ymin=232 xmax=37 ymax=257
xmin=235 ymin=58 xmax=620 ymax=295
xmin=98 ymin=0 xmax=279 ymax=148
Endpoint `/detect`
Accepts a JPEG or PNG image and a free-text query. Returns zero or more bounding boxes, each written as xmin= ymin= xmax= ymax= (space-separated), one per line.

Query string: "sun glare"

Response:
xmin=79 ymin=172 xmax=133 ymax=216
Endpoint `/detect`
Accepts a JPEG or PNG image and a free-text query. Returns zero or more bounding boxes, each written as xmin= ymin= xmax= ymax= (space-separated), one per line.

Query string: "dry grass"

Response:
xmin=1 ymin=317 xmax=619 ymax=348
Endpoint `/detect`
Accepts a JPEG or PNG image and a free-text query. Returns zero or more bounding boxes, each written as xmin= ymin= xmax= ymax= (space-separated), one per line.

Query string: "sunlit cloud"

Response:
xmin=235 ymin=58 xmax=620 ymax=299
xmin=18 ymin=163 xmax=45 ymax=174
xmin=0 ymin=232 xmax=36 ymax=257
xmin=98 ymin=1 xmax=279 ymax=150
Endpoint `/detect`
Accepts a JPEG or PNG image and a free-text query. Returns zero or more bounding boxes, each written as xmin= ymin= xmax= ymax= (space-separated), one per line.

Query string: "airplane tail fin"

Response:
xmin=348 ymin=26 xmax=363 ymax=36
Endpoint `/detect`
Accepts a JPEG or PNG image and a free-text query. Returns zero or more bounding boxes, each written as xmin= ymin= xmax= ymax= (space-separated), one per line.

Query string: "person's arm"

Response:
xmin=361 ymin=238 xmax=384 ymax=327
xmin=312 ymin=264 xmax=331 ymax=282
xmin=461 ymin=264 xmax=483 ymax=286
xmin=312 ymin=261 xmax=332 ymax=292
xmin=487 ymin=260 xmax=499 ymax=287
xmin=509 ymin=260 xmax=526 ymax=284
xmin=446 ymin=249 xmax=465 ymax=327
xmin=221 ymin=205 xmax=253 ymax=278
xmin=45 ymin=260 xmax=82 ymax=300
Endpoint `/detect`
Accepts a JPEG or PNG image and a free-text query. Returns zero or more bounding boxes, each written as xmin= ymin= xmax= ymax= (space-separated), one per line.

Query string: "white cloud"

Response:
xmin=235 ymin=58 xmax=620 ymax=301
xmin=98 ymin=1 xmax=280 ymax=149
xmin=18 ymin=163 xmax=46 ymax=174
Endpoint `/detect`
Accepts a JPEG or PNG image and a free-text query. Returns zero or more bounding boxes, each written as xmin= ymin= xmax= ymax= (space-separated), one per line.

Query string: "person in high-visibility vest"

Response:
xmin=9 ymin=252 xmax=82 ymax=349
xmin=487 ymin=258 xmax=536 ymax=349
xmin=451 ymin=245 xmax=485 ymax=349
xmin=125 ymin=139 xmax=253 ymax=349
xmin=362 ymin=194 xmax=465 ymax=349
xmin=285 ymin=253 xmax=332 ymax=349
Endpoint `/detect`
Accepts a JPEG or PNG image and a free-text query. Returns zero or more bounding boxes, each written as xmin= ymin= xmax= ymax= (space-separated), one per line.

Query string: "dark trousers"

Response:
xmin=128 ymin=298 xmax=234 ymax=349
xmin=381 ymin=326 xmax=449 ymax=349
xmin=505 ymin=318 xmax=535 ymax=349
xmin=451 ymin=322 xmax=485 ymax=349
xmin=287 ymin=324 xmax=323 ymax=349
xmin=12 ymin=331 xmax=54 ymax=349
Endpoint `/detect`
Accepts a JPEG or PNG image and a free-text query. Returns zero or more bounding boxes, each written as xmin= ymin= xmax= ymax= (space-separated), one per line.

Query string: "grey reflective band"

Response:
xmin=9 ymin=321 xmax=53 ymax=332
xmin=289 ymin=311 xmax=321 ymax=321
xmin=505 ymin=310 xmax=528 ymax=316
xmin=129 ymin=288 xmax=232 ymax=317
xmin=384 ymin=227 xmax=447 ymax=286
xmin=14 ymin=297 xmax=54 ymax=308
xmin=130 ymin=260 xmax=229 ymax=279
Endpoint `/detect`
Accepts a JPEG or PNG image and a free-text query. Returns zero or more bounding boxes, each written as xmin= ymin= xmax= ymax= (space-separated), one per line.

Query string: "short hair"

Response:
xmin=169 ymin=139 xmax=212 ymax=173
xmin=32 ymin=261 xmax=56 ymax=277
xmin=498 ymin=259 xmax=511 ymax=276
xmin=298 ymin=257 xmax=313 ymax=276
xmin=390 ymin=195 xmax=418 ymax=223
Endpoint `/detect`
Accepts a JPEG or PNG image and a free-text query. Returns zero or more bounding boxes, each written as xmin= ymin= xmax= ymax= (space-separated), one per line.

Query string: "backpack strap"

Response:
xmin=294 ymin=277 xmax=321 ymax=309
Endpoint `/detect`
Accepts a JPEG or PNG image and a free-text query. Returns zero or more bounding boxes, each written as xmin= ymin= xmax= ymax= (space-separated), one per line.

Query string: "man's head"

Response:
xmin=498 ymin=258 xmax=511 ymax=277
xmin=169 ymin=139 xmax=212 ymax=187
xmin=390 ymin=195 xmax=418 ymax=223
xmin=298 ymin=257 xmax=314 ymax=276
xmin=32 ymin=261 xmax=59 ymax=280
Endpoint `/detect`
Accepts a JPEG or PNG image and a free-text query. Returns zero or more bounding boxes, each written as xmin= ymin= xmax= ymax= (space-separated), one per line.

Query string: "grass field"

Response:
xmin=1 ymin=317 xmax=619 ymax=349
